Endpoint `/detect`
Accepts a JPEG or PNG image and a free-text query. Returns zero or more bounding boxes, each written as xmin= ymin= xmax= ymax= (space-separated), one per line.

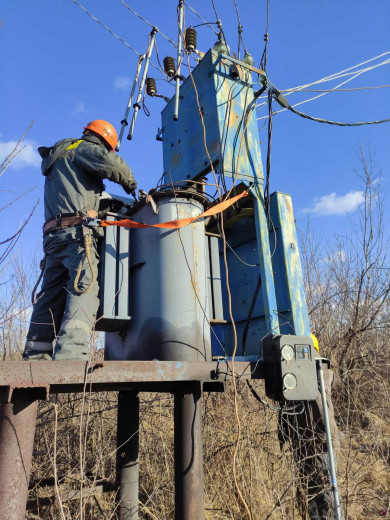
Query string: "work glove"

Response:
xmin=123 ymin=185 xmax=135 ymax=196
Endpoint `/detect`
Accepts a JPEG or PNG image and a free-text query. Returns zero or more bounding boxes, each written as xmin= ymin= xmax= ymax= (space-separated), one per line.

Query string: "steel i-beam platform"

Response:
xmin=0 ymin=360 xmax=264 ymax=520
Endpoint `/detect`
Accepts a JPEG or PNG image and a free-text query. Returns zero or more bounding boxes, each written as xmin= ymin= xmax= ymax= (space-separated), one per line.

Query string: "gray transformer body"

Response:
xmin=105 ymin=195 xmax=211 ymax=362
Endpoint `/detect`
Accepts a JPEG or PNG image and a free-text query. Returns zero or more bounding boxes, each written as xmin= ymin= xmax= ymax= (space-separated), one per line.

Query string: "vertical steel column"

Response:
xmin=250 ymin=184 xmax=280 ymax=334
xmin=0 ymin=390 xmax=38 ymax=520
xmin=316 ymin=360 xmax=342 ymax=520
xmin=174 ymin=385 xmax=205 ymax=520
xmin=128 ymin=28 xmax=157 ymax=140
xmin=173 ymin=0 xmax=184 ymax=121
xmin=116 ymin=391 xmax=140 ymax=520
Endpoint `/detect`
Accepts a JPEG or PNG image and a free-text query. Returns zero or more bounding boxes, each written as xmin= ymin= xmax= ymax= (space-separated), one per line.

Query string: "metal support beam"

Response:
xmin=128 ymin=28 xmax=157 ymax=140
xmin=0 ymin=360 xmax=264 ymax=402
xmin=174 ymin=385 xmax=205 ymax=520
xmin=173 ymin=0 xmax=184 ymax=121
xmin=316 ymin=360 xmax=342 ymax=520
xmin=117 ymin=391 xmax=140 ymax=520
xmin=117 ymin=54 xmax=145 ymax=151
xmin=250 ymin=184 xmax=280 ymax=334
xmin=0 ymin=389 xmax=38 ymax=520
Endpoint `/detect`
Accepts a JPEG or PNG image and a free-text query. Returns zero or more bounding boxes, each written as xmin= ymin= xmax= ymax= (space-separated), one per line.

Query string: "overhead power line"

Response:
xmin=283 ymin=85 xmax=390 ymax=93
xmin=269 ymin=86 xmax=390 ymax=126
xmin=183 ymin=2 xmax=219 ymax=35
xmin=71 ymin=0 xmax=164 ymax=76
xmin=262 ymin=51 xmax=390 ymax=102
xmin=259 ymin=0 xmax=270 ymax=71
xmin=257 ymin=54 xmax=390 ymax=121
xmin=118 ymin=0 xmax=177 ymax=47
xmin=232 ymin=0 xmax=247 ymax=57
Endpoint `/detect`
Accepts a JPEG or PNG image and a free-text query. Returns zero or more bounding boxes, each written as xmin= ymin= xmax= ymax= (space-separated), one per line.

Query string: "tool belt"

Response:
xmin=43 ymin=212 xmax=84 ymax=234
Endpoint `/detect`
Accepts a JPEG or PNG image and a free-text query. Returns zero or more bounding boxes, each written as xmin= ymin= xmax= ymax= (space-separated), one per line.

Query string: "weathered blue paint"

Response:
xmin=161 ymin=49 xmax=263 ymax=184
xmin=269 ymin=192 xmax=311 ymax=336
xmin=250 ymin=184 xmax=280 ymax=335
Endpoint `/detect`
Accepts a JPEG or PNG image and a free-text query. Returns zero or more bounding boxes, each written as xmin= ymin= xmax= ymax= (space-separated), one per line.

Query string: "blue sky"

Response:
xmin=1 ymin=0 xmax=389 ymax=258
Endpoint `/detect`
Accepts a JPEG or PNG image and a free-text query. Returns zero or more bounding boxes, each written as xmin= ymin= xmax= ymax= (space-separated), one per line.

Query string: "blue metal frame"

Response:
xmin=159 ymin=48 xmax=310 ymax=360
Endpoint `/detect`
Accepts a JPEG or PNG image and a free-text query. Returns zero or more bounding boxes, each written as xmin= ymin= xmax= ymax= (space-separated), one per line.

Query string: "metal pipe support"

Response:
xmin=173 ymin=0 xmax=184 ymax=121
xmin=128 ymin=28 xmax=157 ymax=140
xmin=174 ymin=385 xmax=205 ymax=520
xmin=116 ymin=391 xmax=140 ymax=520
xmin=117 ymin=54 xmax=145 ymax=150
xmin=0 ymin=390 xmax=38 ymax=520
xmin=316 ymin=360 xmax=342 ymax=520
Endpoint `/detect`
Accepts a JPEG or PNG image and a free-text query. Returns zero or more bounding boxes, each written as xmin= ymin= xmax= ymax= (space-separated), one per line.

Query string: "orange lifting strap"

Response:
xmin=101 ymin=191 xmax=248 ymax=230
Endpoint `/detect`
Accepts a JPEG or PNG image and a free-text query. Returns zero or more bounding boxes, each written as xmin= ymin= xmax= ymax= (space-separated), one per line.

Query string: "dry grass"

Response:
xmin=24 ymin=364 xmax=389 ymax=519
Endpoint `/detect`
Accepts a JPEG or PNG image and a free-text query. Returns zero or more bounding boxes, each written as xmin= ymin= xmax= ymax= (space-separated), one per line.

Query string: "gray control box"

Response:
xmin=263 ymin=335 xmax=318 ymax=401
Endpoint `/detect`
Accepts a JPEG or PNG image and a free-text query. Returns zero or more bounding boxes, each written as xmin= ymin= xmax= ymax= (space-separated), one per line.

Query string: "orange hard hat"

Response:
xmin=84 ymin=120 xmax=118 ymax=150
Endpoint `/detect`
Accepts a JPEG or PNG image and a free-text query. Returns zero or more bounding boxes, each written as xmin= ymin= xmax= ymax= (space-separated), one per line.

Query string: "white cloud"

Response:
xmin=0 ymin=138 xmax=40 ymax=170
xmin=72 ymin=102 xmax=86 ymax=115
xmin=114 ymin=76 xmax=130 ymax=91
xmin=304 ymin=190 xmax=364 ymax=216
xmin=324 ymin=249 xmax=347 ymax=264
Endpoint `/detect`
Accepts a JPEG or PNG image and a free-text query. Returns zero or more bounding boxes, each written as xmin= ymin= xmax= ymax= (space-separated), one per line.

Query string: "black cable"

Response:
xmin=242 ymin=275 xmax=262 ymax=355
xmin=210 ymin=0 xmax=227 ymax=43
xmin=259 ymin=0 xmax=270 ymax=71
xmin=271 ymin=87 xmax=390 ymax=126
xmin=232 ymin=0 xmax=247 ymax=58
xmin=216 ymin=220 xmax=259 ymax=268
xmin=264 ymin=89 xmax=273 ymax=226
xmin=184 ymin=1 xmax=219 ymax=35
xmin=246 ymin=380 xmax=305 ymax=415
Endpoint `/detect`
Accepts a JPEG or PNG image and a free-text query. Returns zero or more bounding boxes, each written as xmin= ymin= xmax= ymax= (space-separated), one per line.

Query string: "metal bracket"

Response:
xmin=208 ymin=53 xmax=267 ymax=78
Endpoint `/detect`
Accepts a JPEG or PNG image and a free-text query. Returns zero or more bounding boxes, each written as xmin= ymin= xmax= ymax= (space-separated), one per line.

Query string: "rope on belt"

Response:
xmin=31 ymin=256 xmax=46 ymax=304
xmin=73 ymin=232 xmax=97 ymax=295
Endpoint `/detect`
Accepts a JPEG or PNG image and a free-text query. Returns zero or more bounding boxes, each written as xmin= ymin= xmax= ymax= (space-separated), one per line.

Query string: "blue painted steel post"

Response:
xmin=250 ymin=184 xmax=279 ymax=335
xmin=269 ymin=192 xmax=311 ymax=336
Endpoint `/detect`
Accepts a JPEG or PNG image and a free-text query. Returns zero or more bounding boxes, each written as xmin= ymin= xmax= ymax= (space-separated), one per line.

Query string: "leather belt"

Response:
xmin=43 ymin=215 xmax=84 ymax=234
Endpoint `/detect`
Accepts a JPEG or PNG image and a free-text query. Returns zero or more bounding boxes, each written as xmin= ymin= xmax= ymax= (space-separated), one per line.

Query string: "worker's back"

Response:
xmin=41 ymin=135 xmax=107 ymax=221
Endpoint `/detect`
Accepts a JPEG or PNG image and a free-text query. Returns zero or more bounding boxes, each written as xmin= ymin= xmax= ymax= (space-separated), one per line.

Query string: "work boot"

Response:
xmin=23 ymin=340 xmax=53 ymax=361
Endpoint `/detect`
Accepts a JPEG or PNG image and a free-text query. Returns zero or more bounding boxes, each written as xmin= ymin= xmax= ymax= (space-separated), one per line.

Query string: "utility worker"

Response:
xmin=23 ymin=120 xmax=136 ymax=361
xmin=279 ymin=335 xmax=343 ymax=520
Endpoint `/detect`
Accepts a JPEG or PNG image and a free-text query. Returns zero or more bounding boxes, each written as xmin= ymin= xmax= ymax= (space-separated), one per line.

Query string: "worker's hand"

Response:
xmin=123 ymin=185 xmax=135 ymax=195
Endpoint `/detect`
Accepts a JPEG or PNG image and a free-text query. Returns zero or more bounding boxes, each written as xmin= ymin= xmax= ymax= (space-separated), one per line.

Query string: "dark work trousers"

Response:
xmin=24 ymin=225 xmax=100 ymax=360
xmin=279 ymin=366 xmax=343 ymax=520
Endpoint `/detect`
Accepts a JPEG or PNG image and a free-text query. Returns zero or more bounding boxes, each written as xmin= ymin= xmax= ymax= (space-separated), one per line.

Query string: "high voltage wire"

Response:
xmin=183 ymin=1 xmax=219 ymax=35
xmin=260 ymin=51 xmax=390 ymax=103
xmin=71 ymin=0 xmax=166 ymax=76
xmin=257 ymin=54 xmax=390 ymax=122
xmin=283 ymin=85 xmax=390 ymax=93
xmin=118 ymin=0 xmax=177 ymax=47
xmin=256 ymin=56 xmax=390 ymax=110
xmin=232 ymin=0 xmax=247 ymax=57
xmin=259 ymin=0 xmax=270 ymax=71
xmin=257 ymin=66 xmax=386 ymax=118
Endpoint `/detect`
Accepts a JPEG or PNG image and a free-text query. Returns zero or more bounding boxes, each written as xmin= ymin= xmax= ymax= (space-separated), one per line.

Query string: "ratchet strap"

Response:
xmin=101 ymin=191 xmax=248 ymax=229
